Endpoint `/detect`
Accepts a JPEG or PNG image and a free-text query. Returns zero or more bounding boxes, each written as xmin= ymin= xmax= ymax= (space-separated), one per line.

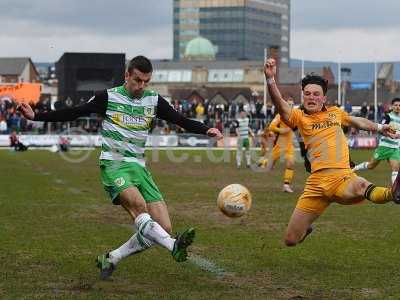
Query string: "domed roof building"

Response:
xmin=184 ymin=36 xmax=217 ymax=61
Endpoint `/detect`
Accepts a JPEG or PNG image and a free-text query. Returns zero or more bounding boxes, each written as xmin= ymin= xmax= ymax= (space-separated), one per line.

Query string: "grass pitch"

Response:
xmin=1 ymin=148 xmax=399 ymax=299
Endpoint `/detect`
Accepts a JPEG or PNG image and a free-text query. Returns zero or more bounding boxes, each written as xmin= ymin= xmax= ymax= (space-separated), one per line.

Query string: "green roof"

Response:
xmin=184 ymin=36 xmax=216 ymax=60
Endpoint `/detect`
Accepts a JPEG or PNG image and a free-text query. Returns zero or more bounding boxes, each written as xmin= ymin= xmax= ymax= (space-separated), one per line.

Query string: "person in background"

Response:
xmin=58 ymin=136 xmax=70 ymax=152
xmin=344 ymin=100 xmax=353 ymax=114
xmin=9 ymin=130 xmax=28 ymax=151
xmin=0 ymin=115 xmax=8 ymax=134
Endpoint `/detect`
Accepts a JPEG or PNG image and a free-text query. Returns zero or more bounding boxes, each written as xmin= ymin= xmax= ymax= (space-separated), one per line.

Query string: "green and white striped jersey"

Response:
xmin=235 ymin=117 xmax=250 ymax=139
xmin=379 ymin=112 xmax=400 ymax=149
xmin=100 ymin=86 xmax=158 ymax=166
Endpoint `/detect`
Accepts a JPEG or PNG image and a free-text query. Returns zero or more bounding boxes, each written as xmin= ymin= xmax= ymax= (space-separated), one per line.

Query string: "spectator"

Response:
xmin=377 ymin=102 xmax=384 ymax=121
xmin=229 ymin=102 xmax=238 ymax=119
xmin=58 ymin=136 xmax=70 ymax=152
xmin=367 ymin=103 xmax=375 ymax=120
xmin=360 ymin=102 xmax=368 ymax=118
xmin=255 ymin=99 xmax=263 ymax=118
xmin=0 ymin=100 xmax=5 ymax=114
xmin=9 ymin=130 xmax=28 ymax=151
xmin=195 ymin=102 xmax=205 ymax=120
xmin=344 ymin=100 xmax=353 ymax=114
xmin=8 ymin=111 xmax=21 ymax=132
xmin=0 ymin=115 xmax=7 ymax=134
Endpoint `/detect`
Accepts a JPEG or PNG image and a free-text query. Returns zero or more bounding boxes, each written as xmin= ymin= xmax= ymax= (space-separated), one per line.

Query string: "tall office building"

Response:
xmin=173 ymin=0 xmax=290 ymax=63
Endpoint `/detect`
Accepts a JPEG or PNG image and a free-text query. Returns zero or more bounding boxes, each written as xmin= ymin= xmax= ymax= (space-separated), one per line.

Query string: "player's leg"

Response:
xmin=353 ymin=158 xmax=379 ymax=171
xmin=97 ymin=161 xmax=193 ymax=279
xmin=340 ymin=175 xmax=393 ymax=204
xmin=106 ymin=199 xmax=172 ymax=269
xmin=282 ymin=146 xmax=295 ymax=193
xmin=147 ymin=201 xmax=194 ymax=262
xmin=285 ymin=208 xmax=319 ymax=246
xmin=388 ymin=157 xmax=400 ymax=184
xmin=257 ymin=137 xmax=269 ymax=167
xmin=282 ymin=159 xmax=295 ymax=193
xmin=118 ymin=189 xmax=175 ymax=251
xmin=97 ymin=187 xmax=153 ymax=279
xmin=244 ymin=138 xmax=251 ymax=167
xmin=266 ymin=144 xmax=279 ymax=171
xmin=138 ymin=167 xmax=194 ymax=261
xmin=104 ymin=188 xmax=192 ymax=267
xmin=260 ymin=137 xmax=267 ymax=157
xmin=285 ymin=172 xmax=331 ymax=246
xmin=354 ymin=146 xmax=392 ymax=172
xmin=148 ymin=201 xmax=172 ymax=233
xmin=236 ymin=139 xmax=243 ymax=168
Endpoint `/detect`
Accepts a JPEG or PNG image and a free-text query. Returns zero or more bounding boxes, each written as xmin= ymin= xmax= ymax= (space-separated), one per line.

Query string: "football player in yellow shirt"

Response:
xmin=257 ymin=123 xmax=274 ymax=166
xmin=264 ymin=58 xmax=400 ymax=247
xmin=267 ymin=99 xmax=296 ymax=193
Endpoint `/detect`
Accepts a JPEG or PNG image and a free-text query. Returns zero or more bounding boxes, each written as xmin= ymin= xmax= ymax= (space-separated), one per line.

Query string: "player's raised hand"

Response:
xmin=207 ymin=128 xmax=223 ymax=140
xmin=17 ymin=103 xmax=35 ymax=120
xmin=264 ymin=58 xmax=276 ymax=79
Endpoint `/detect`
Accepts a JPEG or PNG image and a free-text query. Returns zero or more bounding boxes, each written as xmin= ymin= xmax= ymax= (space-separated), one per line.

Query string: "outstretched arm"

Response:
xmin=347 ymin=116 xmax=398 ymax=138
xmin=18 ymin=90 xmax=108 ymax=122
xmin=264 ymin=58 xmax=292 ymax=122
xmin=156 ymin=96 xmax=223 ymax=140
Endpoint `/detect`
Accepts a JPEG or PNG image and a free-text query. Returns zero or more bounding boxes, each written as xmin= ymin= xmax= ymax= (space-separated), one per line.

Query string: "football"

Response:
xmin=217 ymin=184 xmax=252 ymax=218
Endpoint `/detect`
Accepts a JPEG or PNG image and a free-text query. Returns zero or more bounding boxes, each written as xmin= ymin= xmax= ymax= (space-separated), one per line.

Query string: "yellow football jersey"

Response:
xmin=285 ymin=106 xmax=351 ymax=172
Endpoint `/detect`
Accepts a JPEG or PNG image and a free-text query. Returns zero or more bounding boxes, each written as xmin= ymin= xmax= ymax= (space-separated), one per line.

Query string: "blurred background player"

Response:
xmin=263 ymin=99 xmax=296 ymax=193
xmin=257 ymin=123 xmax=275 ymax=166
xmin=235 ymin=110 xmax=254 ymax=168
xmin=264 ymin=58 xmax=400 ymax=247
xmin=353 ymin=98 xmax=400 ymax=184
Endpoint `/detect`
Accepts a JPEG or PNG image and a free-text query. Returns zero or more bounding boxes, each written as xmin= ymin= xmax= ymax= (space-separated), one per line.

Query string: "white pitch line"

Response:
xmin=188 ymin=254 xmax=230 ymax=278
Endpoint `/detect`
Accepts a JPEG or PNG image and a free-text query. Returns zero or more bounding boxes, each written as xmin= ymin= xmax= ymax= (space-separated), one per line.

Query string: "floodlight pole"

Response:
xmin=301 ymin=58 xmax=305 ymax=103
xmin=338 ymin=61 xmax=341 ymax=106
xmin=263 ymin=48 xmax=267 ymax=117
xmin=374 ymin=61 xmax=378 ymax=122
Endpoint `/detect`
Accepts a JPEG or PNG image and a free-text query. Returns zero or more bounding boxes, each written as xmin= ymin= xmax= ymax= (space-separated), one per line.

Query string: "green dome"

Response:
xmin=184 ymin=36 xmax=217 ymax=60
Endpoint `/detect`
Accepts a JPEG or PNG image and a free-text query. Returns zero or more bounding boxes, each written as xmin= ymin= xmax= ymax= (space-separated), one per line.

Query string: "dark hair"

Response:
xmin=392 ymin=98 xmax=400 ymax=104
xmin=127 ymin=55 xmax=153 ymax=74
xmin=301 ymin=74 xmax=328 ymax=95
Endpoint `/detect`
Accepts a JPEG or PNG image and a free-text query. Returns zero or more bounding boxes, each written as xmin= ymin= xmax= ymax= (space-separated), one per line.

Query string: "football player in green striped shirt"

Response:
xmin=234 ymin=110 xmax=255 ymax=168
xmin=353 ymin=98 xmax=400 ymax=183
xmin=18 ymin=56 xmax=223 ymax=280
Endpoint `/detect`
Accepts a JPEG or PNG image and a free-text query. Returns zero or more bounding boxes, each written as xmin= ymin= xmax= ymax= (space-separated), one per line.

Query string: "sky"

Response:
xmin=0 ymin=0 xmax=399 ymax=63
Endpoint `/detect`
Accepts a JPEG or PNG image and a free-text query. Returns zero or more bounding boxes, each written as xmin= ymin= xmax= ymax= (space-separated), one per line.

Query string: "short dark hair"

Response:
xmin=392 ymin=98 xmax=400 ymax=104
xmin=127 ymin=56 xmax=153 ymax=74
xmin=302 ymin=74 xmax=328 ymax=95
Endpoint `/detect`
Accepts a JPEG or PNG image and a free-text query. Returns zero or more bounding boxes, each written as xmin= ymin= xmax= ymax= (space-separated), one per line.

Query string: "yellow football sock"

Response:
xmin=364 ymin=184 xmax=393 ymax=204
xmin=284 ymin=168 xmax=294 ymax=184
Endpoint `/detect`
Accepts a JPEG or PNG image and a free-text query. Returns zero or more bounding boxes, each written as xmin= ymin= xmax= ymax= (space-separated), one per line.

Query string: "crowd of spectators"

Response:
xmin=0 ymin=99 xmax=102 ymax=134
xmin=152 ymin=98 xmax=275 ymax=136
xmin=0 ymin=97 xmax=394 ymax=136
xmin=342 ymin=100 xmax=390 ymax=121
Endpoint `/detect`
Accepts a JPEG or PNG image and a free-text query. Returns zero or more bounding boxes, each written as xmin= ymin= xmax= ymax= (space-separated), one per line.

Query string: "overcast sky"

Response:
xmin=1 ymin=0 xmax=399 ymax=63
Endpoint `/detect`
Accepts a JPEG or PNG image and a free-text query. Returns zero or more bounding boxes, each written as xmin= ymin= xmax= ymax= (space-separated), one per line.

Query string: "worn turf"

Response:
xmin=1 ymin=148 xmax=399 ymax=299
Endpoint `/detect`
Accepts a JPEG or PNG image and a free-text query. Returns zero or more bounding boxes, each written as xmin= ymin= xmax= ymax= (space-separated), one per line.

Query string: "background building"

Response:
xmin=173 ymin=0 xmax=290 ymax=63
xmin=56 ymin=53 xmax=125 ymax=106
xmin=151 ymin=40 xmax=334 ymax=106
xmin=0 ymin=57 xmax=40 ymax=84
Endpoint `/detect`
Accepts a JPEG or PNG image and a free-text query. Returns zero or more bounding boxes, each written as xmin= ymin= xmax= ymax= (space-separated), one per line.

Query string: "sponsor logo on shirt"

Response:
xmin=112 ymin=113 xmax=150 ymax=127
xmin=311 ymin=120 xmax=341 ymax=130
